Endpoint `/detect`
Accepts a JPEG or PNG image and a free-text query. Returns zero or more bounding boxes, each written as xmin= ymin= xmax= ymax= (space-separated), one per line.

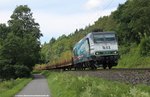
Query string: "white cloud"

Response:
xmin=84 ymin=0 xmax=103 ymax=10
xmin=33 ymin=9 xmax=114 ymax=43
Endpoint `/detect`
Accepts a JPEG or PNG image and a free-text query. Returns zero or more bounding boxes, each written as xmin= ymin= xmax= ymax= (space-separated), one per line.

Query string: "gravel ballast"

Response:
xmin=69 ymin=69 xmax=150 ymax=85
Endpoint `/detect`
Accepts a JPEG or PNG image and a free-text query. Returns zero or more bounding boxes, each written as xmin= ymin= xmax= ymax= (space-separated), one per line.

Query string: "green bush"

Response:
xmin=139 ymin=37 xmax=150 ymax=56
xmin=0 ymin=64 xmax=15 ymax=80
xmin=0 ymin=64 xmax=31 ymax=80
xmin=119 ymin=44 xmax=131 ymax=55
xmin=118 ymin=44 xmax=150 ymax=68
xmin=14 ymin=65 xmax=31 ymax=78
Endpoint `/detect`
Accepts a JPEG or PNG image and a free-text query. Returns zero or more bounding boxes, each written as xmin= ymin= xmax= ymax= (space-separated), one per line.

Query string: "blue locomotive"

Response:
xmin=72 ymin=31 xmax=119 ymax=69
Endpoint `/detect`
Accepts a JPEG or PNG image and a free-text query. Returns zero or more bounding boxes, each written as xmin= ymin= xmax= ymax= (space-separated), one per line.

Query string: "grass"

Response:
xmin=117 ymin=44 xmax=150 ymax=68
xmin=42 ymin=71 xmax=150 ymax=97
xmin=0 ymin=78 xmax=32 ymax=97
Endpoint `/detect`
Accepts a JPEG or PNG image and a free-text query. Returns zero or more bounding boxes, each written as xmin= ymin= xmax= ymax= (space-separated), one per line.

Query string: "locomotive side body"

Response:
xmin=73 ymin=32 xmax=119 ymax=69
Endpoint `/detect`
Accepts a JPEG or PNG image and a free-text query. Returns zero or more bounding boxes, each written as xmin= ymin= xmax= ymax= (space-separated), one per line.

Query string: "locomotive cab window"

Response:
xmin=93 ymin=34 xmax=104 ymax=43
xmin=93 ymin=33 xmax=116 ymax=43
xmin=105 ymin=34 xmax=116 ymax=42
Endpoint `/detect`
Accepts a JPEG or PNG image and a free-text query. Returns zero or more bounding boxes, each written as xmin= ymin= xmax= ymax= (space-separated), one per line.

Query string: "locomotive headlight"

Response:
xmin=95 ymin=52 xmax=103 ymax=55
xmin=114 ymin=51 xmax=118 ymax=54
xmin=95 ymin=52 xmax=99 ymax=55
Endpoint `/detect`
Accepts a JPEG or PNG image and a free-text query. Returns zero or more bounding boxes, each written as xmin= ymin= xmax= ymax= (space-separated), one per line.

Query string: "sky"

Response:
xmin=0 ymin=0 xmax=126 ymax=44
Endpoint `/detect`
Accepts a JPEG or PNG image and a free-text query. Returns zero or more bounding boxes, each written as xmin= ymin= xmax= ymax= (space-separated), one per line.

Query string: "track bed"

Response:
xmin=68 ymin=68 xmax=150 ymax=85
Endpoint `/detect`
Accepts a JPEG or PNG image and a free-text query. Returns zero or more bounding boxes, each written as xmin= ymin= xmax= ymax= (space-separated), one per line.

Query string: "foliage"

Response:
xmin=139 ymin=37 xmax=150 ymax=56
xmin=41 ymin=32 xmax=85 ymax=65
xmin=118 ymin=44 xmax=150 ymax=68
xmin=0 ymin=64 xmax=31 ymax=80
xmin=0 ymin=78 xmax=31 ymax=97
xmin=0 ymin=5 xmax=42 ymax=79
xmin=113 ymin=0 xmax=150 ymax=44
xmin=0 ymin=64 xmax=15 ymax=80
xmin=14 ymin=65 xmax=31 ymax=78
xmin=43 ymin=71 xmax=150 ymax=97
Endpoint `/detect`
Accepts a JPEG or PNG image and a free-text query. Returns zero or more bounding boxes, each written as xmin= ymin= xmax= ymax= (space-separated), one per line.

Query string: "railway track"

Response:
xmin=57 ymin=67 xmax=150 ymax=72
xmin=67 ymin=68 xmax=150 ymax=85
xmin=104 ymin=68 xmax=150 ymax=70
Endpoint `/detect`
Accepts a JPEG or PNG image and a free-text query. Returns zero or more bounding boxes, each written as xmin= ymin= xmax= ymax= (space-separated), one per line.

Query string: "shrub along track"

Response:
xmin=68 ymin=68 xmax=150 ymax=85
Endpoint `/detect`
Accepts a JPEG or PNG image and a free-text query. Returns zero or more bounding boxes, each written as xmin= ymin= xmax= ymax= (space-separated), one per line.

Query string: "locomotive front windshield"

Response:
xmin=93 ymin=33 xmax=116 ymax=43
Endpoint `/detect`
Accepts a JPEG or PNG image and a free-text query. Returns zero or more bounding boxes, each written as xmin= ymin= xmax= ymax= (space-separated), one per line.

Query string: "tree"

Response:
xmin=0 ymin=24 xmax=9 ymax=65
xmin=0 ymin=5 xmax=42 ymax=80
xmin=49 ymin=37 xmax=56 ymax=44
xmin=113 ymin=0 xmax=150 ymax=44
xmin=8 ymin=5 xmax=42 ymax=39
xmin=8 ymin=5 xmax=42 ymax=69
xmin=0 ymin=24 xmax=9 ymax=41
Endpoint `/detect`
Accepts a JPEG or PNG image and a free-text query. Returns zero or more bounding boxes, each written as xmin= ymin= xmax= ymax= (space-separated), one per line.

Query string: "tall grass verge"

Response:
xmin=118 ymin=44 xmax=150 ymax=68
xmin=0 ymin=78 xmax=31 ymax=97
xmin=43 ymin=71 xmax=150 ymax=97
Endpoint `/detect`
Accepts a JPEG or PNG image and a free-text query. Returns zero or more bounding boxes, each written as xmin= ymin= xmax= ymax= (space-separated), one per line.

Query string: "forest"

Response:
xmin=40 ymin=0 xmax=150 ymax=68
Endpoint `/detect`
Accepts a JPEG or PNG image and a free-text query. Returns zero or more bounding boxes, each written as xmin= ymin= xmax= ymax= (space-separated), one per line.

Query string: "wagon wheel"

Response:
xmin=108 ymin=65 xmax=112 ymax=69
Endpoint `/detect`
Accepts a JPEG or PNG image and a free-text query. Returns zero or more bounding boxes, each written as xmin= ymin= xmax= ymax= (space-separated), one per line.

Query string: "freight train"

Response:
xmin=47 ymin=31 xmax=119 ymax=70
xmin=72 ymin=31 xmax=119 ymax=70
